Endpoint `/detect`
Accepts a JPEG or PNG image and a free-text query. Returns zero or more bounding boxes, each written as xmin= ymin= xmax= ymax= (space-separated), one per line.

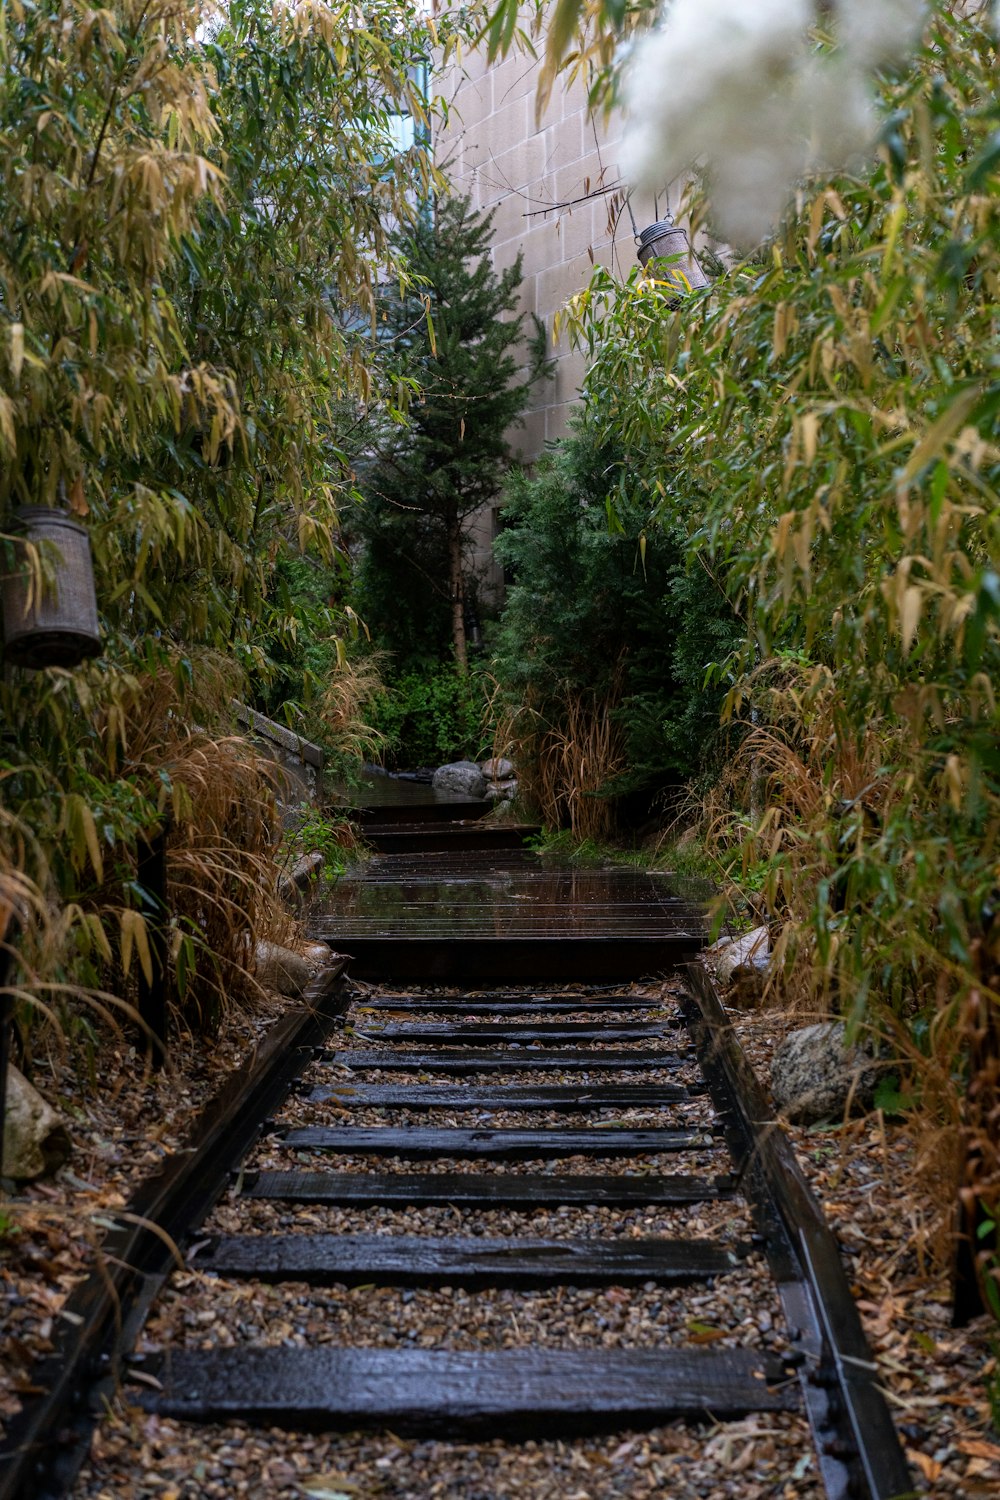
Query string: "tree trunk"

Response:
xmin=448 ymin=519 xmax=468 ymax=675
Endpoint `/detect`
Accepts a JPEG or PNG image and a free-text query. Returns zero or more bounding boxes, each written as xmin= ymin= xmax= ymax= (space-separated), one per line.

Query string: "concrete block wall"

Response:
xmin=433 ymin=35 xmax=672 ymax=600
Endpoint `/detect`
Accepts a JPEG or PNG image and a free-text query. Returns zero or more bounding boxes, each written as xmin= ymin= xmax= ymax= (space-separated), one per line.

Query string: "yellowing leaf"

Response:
xmin=901 ymin=386 xmax=981 ymax=485
xmin=9 ymin=321 xmax=23 ymax=382
xmin=120 ymin=909 xmax=153 ymax=986
xmin=900 ymin=584 xmax=922 ymax=654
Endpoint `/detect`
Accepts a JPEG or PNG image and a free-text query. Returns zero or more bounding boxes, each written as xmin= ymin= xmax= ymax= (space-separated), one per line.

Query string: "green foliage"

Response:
xmin=280 ymin=806 xmax=359 ymax=890
xmin=353 ymin=192 xmax=549 ymax=672
xmin=256 ymin=555 xmax=353 ymax=727
xmin=492 ymin=420 xmax=742 ymax=798
xmin=524 ymin=829 xmax=609 ymax=867
xmin=368 ymin=661 xmax=491 ymax=769
xmin=560 ymin=2 xmax=1000 ymax=1246
xmin=0 ymin=0 xmax=468 ymax=1036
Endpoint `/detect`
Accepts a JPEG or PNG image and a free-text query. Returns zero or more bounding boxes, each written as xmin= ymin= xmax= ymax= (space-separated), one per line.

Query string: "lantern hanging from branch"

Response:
xmin=1 ymin=505 xmax=101 ymax=670
xmin=636 ymin=217 xmax=709 ymax=297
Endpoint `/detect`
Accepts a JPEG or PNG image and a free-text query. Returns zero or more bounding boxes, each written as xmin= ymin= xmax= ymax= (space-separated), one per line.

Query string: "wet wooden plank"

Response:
xmin=320 ymin=938 xmax=703 ymax=983
xmin=242 ymin=1170 xmax=736 ymax=1208
xmin=192 ymin=1233 xmax=741 ymax=1287
xmin=355 ymin=998 xmax=672 ymax=1014
xmin=356 ymin=987 xmax=658 ymax=1004
xmin=321 ymin=1049 xmax=694 ymax=1072
xmin=305 ymin=1082 xmax=699 ymax=1110
xmin=363 ymin=825 xmax=539 ymax=854
xmin=333 ymin=778 xmax=490 ymax=821
xmin=277 ymin=1126 xmax=719 ymax=1158
xmin=142 ymin=1346 xmax=798 ymax=1432
xmin=349 ymin=1022 xmax=671 ymax=1044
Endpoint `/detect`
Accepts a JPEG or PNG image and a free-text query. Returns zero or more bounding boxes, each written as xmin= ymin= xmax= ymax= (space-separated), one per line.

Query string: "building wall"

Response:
xmin=433 ymin=38 xmax=672 ymax=600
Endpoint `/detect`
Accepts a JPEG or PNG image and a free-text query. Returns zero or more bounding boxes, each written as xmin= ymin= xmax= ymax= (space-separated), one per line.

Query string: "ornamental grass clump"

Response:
xmin=500 ymin=680 xmax=630 ymax=843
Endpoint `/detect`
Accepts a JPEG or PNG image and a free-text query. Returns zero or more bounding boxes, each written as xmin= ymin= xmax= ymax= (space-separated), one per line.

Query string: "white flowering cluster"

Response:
xmin=622 ymin=0 xmax=928 ymax=246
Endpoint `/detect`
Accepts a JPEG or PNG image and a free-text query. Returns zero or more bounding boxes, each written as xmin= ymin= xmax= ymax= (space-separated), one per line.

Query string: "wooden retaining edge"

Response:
xmin=0 ymin=960 xmax=352 ymax=1500
xmin=683 ymin=965 xmax=915 ymax=1500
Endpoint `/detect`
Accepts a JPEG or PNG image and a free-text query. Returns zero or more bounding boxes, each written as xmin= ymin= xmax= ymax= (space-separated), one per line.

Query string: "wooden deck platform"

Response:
xmin=310 ymin=776 xmax=709 ymax=980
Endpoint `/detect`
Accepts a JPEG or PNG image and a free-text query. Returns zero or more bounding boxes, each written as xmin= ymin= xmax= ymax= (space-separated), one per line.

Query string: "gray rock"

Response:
xmin=300 ymin=940 xmax=334 ymax=970
xmin=481 ymin=757 xmax=514 ymax=781
xmin=484 ymin=778 xmax=518 ymax=802
xmin=727 ymin=963 xmax=768 ymax=1009
xmin=2 ymin=1066 xmax=71 ymax=1181
xmin=704 ymin=925 xmax=770 ymax=985
xmin=255 ymin=940 xmax=312 ymax=997
xmin=770 ymin=1022 xmax=882 ymax=1124
xmin=432 ymin=761 xmax=487 ymax=799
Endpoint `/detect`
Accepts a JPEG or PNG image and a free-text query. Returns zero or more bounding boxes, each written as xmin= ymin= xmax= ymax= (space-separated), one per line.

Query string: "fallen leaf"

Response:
xmin=958 ymin=1438 xmax=1000 ymax=1463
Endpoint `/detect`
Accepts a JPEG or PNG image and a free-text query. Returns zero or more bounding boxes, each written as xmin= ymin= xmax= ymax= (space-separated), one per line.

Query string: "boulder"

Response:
xmin=300 ymin=940 xmax=334 ymax=969
xmin=2 ymin=1066 xmax=71 ymax=1181
xmin=770 ymin=1022 xmax=882 ymax=1124
xmin=255 ymin=940 xmax=312 ymax=998
xmin=704 ymin=925 xmax=770 ymax=985
xmin=278 ymin=850 xmax=324 ymax=902
xmin=481 ymin=757 xmax=514 ymax=782
xmin=432 ymin=760 xmax=487 ymax=799
xmin=484 ymin=778 xmax=518 ymax=802
xmin=727 ymin=963 xmax=768 ymax=1009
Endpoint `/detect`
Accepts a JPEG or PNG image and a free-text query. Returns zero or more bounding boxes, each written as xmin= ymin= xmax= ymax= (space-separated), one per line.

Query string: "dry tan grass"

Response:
xmin=681 ymin=659 xmax=1000 ymax=1289
xmin=494 ymin=672 xmax=628 ymax=841
xmin=315 ymin=650 xmax=389 ymax=766
xmin=101 ymin=651 xmax=289 ymax=1034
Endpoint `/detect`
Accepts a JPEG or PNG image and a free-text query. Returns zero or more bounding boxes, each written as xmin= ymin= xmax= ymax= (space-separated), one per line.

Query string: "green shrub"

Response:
xmin=369 ymin=661 xmax=491 ymax=769
xmin=492 ymin=420 xmax=743 ymax=817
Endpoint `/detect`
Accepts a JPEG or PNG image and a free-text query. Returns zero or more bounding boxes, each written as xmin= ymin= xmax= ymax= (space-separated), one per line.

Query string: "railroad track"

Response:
xmin=0 ymin=962 xmax=912 ymax=1500
xmin=0 ymin=787 xmax=913 ymax=1497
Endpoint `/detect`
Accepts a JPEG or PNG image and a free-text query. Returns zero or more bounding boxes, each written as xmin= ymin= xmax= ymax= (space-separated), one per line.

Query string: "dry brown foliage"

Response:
xmin=314 ymin=651 xmax=389 ymax=767
xmin=683 ymin=660 xmax=1000 ymax=1285
xmin=90 ymin=652 xmax=289 ymax=1035
xmin=495 ymin=671 xmax=628 ymax=841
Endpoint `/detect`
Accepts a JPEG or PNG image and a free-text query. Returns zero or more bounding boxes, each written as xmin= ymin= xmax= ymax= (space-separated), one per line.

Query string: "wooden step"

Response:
xmin=354 ymin=987 xmax=659 ymax=1005
xmin=243 ymin=1170 xmax=736 ymax=1208
xmin=277 ymin=1126 xmax=719 ymax=1159
xmin=349 ymin=1022 xmax=673 ymax=1045
xmin=322 ymin=1048 xmax=694 ymax=1073
xmin=305 ymin=1082 xmax=700 ymax=1110
xmin=140 ymin=1346 xmax=797 ymax=1433
xmin=355 ymin=998 xmax=673 ymax=1015
xmin=363 ymin=824 xmax=540 ymax=854
xmin=192 ymin=1232 xmax=742 ymax=1287
xmin=311 ymin=937 xmax=704 ymax=984
xmin=345 ymin=796 xmax=491 ymax=826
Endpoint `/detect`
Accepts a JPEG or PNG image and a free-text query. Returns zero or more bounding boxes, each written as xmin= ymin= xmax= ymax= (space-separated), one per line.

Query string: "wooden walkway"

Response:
xmin=312 ymin=775 xmax=708 ymax=979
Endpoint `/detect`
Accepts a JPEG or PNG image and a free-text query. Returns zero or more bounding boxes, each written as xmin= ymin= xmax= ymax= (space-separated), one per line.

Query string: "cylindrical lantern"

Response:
xmin=1 ymin=507 xmax=101 ymax=669
xmin=636 ymin=218 xmax=709 ymax=294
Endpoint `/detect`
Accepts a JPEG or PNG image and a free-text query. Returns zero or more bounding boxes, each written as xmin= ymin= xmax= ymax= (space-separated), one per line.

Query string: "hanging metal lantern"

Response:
xmin=636 ymin=217 xmax=709 ymax=296
xmin=1 ymin=506 xmax=101 ymax=669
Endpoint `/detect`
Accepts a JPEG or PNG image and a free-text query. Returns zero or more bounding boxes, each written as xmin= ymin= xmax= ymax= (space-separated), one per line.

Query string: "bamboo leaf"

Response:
xmin=900 ymin=386 xmax=981 ymax=485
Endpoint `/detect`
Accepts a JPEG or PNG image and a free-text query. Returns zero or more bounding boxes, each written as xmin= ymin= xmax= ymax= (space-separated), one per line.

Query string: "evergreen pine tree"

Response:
xmin=355 ymin=194 xmax=549 ymax=673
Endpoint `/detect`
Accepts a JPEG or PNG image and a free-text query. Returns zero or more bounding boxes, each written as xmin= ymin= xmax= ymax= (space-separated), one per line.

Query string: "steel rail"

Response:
xmin=0 ymin=962 xmax=351 ymax=1500
xmin=684 ymin=965 xmax=915 ymax=1500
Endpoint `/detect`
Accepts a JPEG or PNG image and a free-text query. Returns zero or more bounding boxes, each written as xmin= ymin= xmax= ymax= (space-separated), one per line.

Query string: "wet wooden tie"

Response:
xmin=140 ymin=785 xmax=797 ymax=1443
xmin=148 ymin=1345 xmax=794 ymax=1434
xmin=143 ymin=978 xmax=798 ymax=1435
